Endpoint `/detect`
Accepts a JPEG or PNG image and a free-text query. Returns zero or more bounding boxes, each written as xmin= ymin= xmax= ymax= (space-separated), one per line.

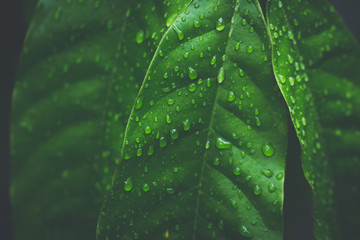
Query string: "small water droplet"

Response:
xmin=253 ymin=185 xmax=262 ymax=196
xmin=188 ymin=67 xmax=198 ymax=80
xmin=268 ymin=183 xmax=276 ymax=193
xmin=239 ymin=225 xmax=252 ymax=237
xmin=183 ymin=119 xmax=191 ymax=131
xmin=124 ymin=177 xmax=133 ymax=192
xmin=227 ymin=91 xmax=235 ymax=102
xmin=217 ymin=67 xmax=225 ymax=84
xmin=216 ymin=18 xmax=225 ymax=31
xmin=135 ymin=97 xmax=143 ymax=110
xmin=136 ymin=30 xmax=144 ymax=44
xmin=143 ymin=183 xmax=150 ymax=192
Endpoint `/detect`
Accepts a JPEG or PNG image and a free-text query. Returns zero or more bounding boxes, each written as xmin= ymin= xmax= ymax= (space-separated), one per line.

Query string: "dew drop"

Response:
xmin=183 ymin=119 xmax=191 ymax=131
xmin=262 ymin=144 xmax=275 ymax=157
xmin=188 ymin=67 xmax=198 ymax=80
xmin=216 ymin=18 xmax=225 ymax=31
xmin=268 ymin=183 xmax=276 ymax=193
xmin=135 ymin=97 xmax=143 ymax=110
xmin=143 ymin=183 xmax=150 ymax=192
xmin=217 ymin=67 xmax=225 ymax=84
xmin=188 ymin=83 xmax=197 ymax=92
xmin=253 ymin=185 xmax=262 ymax=196
xmin=136 ymin=30 xmax=144 ymax=44
xmin=160 ymin=136 xmax=167 ymax=148
xmin=216 ymin=137 xmax=232 ymax=149
xmin=173 ymin=25 xmax=184 ymax=40
xmin=239 ymin=225 xmax=252 ymax=237
xmin=169 ymin=129 xmax=178 ymax=140
xmin=124 ymin=177 xmax=133 ymax=192
xmin=227 ymin=91 xmax=235 ymax=102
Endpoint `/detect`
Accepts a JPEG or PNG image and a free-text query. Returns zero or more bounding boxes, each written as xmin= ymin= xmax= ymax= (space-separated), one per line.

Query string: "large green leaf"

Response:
xmin=97 ymin=0 xmax=288 ymax=239
xmin=267 ymin=0 xmax=360 ymax=239
xmin=11 ymin=0 xmax=191 ymax=239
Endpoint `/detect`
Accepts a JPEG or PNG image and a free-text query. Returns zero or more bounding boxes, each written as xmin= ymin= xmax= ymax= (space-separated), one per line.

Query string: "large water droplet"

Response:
xmin=262 ymin=144 xmax=275 ymax=157
xmin=216 ymin=137 xmax=232 ymax=149
xmin=173 ymin=25 xmax=184 ymax=40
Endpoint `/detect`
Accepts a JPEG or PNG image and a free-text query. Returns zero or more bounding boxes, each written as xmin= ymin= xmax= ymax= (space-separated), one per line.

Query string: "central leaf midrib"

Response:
xmin=192 ymin=2 xmax=240 ymax=238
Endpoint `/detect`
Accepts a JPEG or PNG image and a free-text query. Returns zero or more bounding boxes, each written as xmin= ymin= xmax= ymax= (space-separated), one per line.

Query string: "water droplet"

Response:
xmin=147 ymin=145 xmax=154 ymax=156
xmin=261 ymin=169 xmax=273 ymax=178
xmin=205 ymin=140 xmax=210 ymax=149
xmin=166 ymin=187 xmax=175 ymax=194
xmin=246 ymin=45 xmax=254 ymax=53
xmin=262 ymin=144 xmax=275 ymax=157
xmin=216 ymin=137 xmax=232 ymax=149
xmin=276 ymin=172 xmax=284 ymax=180
xmin=217 ymin=67 xmax=225 ymax=84
xmin=211 ymin=55 xmax=217 ymax=65
xmin=143 ymin=183 xmax=150 ymax=192
xmin=166 ymin=114 xmax=172 ymax=124
xmin=213 ymin=157 xmax=220 ymax=166
xmin=124 ymin=177 xmax=133 ymax=192
xmin=135 ymin=97 xmax=143 ymax=110
xmin=239 ymin=225 xmax=252 ymax=237
xmin=193 ymin=20 xmax=201 ymax=28
xmin=183 ymin=119 xmax=191 ymax=131
xmin=160 ymin=136 xmax=167 ymax=148
xmin=144 ymin=126 xmax=151 ymax=134
xmin=136 ymin=30 xmax=144 ymax=44
xmin=173 ymin=25 xmax=184 ymax=40
xmin=188 ymin=67 xmax=197 ymax=80
xmin=268 ymin=183 xmax=276 ymax=193
xmin=170 ymin=128 xmax=179 ymax=140
xmin=253 ymin=185 xmax=262 ymax=196
xmin=227 ymin=91 xmax=235 ymax=102
xmin=216 ymin=18 xmax=225 ymax=31
xmin=188 ymin=83 xmax=197 ymax=92
xmin=233 ymin=167 xmax=241 ymax=176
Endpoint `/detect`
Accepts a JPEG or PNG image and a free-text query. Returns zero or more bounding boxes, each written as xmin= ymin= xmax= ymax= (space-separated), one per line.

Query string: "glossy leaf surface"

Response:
xmin=97 ymin=0 xmax=288 ymax=239
xmin=268 ymin=0 xmax=360 ymax=239
xmin=11 ymin=0 xmax=190 ymax=239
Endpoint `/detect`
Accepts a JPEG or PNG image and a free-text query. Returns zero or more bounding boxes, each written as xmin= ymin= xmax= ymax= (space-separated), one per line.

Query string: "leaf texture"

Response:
xmin=11 ymin=0 xmax=190 ymax=239
xmin=97 ymin=0 xmax=288 ymax=239
xmin=267 ymin=0 xmax=360 ymax=239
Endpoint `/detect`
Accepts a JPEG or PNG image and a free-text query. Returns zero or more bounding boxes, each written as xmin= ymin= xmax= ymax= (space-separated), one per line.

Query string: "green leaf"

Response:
xmin=267 ymin=0 xmax=360 ymax=238
xmin=11 ymin=0 xmax=189 ymax=239
xmin=97 ymin=0 xmax=289 ymax=239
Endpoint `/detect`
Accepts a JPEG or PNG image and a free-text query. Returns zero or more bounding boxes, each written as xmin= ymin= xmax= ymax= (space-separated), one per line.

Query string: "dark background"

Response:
xmin=1 ymin=1 xmax=359 ymax=239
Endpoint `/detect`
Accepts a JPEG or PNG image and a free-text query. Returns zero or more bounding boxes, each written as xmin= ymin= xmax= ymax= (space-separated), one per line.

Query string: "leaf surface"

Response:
xmin=11 ymin=0 xmax=190 ymax=239
xmin=267 ymin=0 xmax=360 ymax=239
xmin=97 ymin=0 xmax=288 ymax=239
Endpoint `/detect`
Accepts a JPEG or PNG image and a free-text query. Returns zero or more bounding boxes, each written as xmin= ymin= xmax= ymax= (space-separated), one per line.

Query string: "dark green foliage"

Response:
xmin=11 ymin=0 xmax=359 ymax=239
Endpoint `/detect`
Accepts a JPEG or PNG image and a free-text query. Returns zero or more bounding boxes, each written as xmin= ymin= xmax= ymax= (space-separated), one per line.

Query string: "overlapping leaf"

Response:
xmin=97 ymin=0 xmax=288 ymax=239
xmin=11 ymin=0 xmax=191 ymax=239
xmin=267 ymin=0 xmax=360 ymax=239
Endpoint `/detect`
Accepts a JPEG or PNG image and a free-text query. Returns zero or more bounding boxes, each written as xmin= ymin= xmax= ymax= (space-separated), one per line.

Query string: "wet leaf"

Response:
xmin=97 ymin=0 xmax=288 ymax=239
xmin=10 ymin=0 xmax=188 ymax=239
xmin=268 ymin=0 xmax=360 ymax=239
